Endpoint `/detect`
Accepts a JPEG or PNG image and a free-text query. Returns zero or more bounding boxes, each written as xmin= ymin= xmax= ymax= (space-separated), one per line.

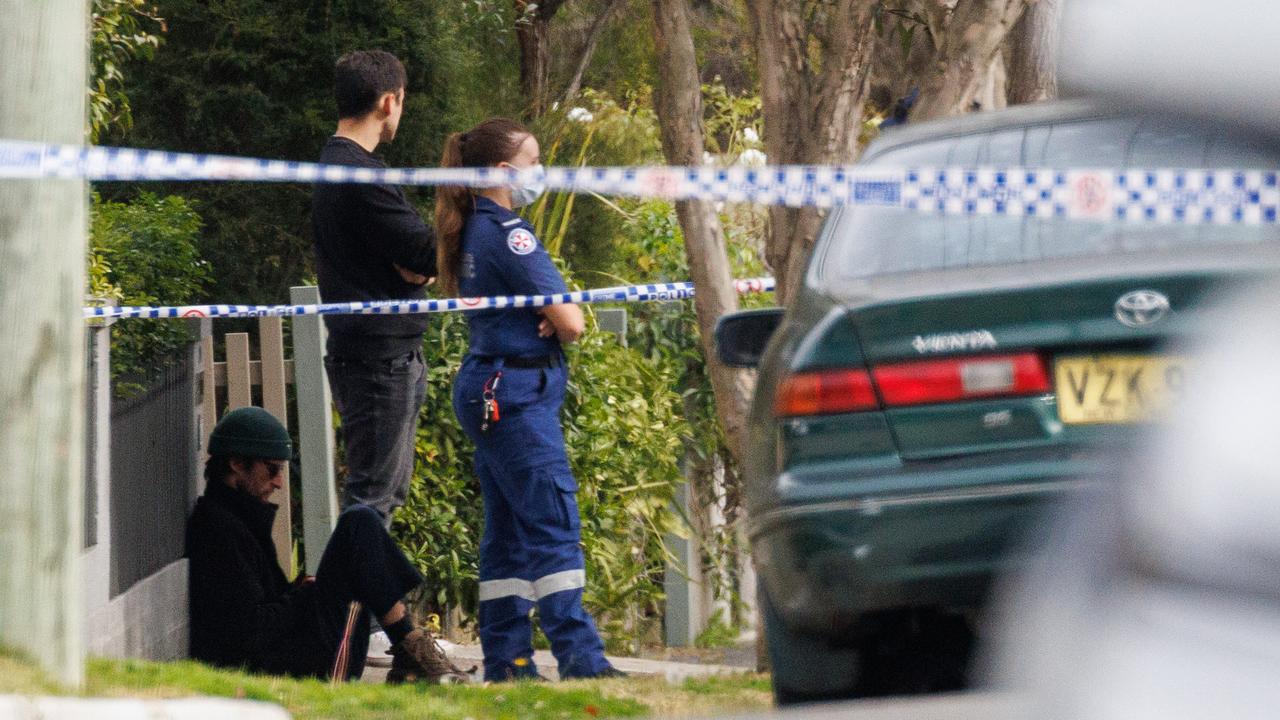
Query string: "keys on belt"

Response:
xmin=481 ymin=371 xmax=502 ymax=433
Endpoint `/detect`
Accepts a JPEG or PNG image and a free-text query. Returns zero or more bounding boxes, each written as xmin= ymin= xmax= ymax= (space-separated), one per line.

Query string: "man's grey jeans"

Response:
xmin=325 ymin=349 xmax=427 ymax=520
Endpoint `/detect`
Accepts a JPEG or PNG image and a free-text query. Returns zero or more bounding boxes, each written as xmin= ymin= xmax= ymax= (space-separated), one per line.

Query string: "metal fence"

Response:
xmin=108 ymin=351 xmax=197 ymax=597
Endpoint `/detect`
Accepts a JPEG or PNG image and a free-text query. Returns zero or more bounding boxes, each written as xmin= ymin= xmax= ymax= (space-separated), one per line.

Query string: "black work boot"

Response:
xmin=386 ymin=629 xmax=471 ymax=685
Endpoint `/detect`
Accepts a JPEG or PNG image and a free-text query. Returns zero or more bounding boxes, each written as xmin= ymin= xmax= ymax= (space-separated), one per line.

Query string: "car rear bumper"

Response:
xmin=750 ymin=450 xmax=1104 ymax=637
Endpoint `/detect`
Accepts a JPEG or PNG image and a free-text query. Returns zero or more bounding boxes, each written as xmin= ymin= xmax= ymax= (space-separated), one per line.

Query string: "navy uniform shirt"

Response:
xmin=459 ymin=197 xmax=568 ymax=358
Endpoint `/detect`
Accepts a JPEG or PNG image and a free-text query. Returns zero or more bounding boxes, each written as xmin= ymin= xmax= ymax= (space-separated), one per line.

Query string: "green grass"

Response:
xmin=0 ymin=652 xmax=772 ymax=720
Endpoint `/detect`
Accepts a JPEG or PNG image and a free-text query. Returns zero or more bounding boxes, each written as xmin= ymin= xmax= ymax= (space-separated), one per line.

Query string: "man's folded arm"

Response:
xmin=359 ymin=184 xmax=437 ymax=277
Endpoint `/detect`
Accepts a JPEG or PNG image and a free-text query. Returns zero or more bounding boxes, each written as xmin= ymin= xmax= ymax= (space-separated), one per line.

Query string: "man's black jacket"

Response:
xmin=312 ymin=136 xmax=437 ymax=360
xmin=186 ymin=480 xmax=332 ymax=677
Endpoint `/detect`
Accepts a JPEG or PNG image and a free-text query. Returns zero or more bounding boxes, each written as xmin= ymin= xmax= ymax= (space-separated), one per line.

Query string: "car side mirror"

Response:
xmin=715 ymin=308 xmax=784 ymax=368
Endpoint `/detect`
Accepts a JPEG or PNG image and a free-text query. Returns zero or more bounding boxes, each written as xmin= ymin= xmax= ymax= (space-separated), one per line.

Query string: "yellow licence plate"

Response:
xmin=1054 ymin=355 xmax=1188 ymax=425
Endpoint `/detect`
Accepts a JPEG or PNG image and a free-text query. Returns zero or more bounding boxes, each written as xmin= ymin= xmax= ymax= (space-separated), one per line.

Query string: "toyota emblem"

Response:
xmin=1114 ymin=290 xmax=1170 ymax=328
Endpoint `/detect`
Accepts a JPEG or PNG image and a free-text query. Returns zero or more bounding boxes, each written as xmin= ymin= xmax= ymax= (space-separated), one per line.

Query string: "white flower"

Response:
xmin=566 ymin=107 xmax=594 ymax=123
xmin=737 ymin=148 xmax=767 ymax=167
xmin=702 ymin=151 xmax=716 ymax=165
xmin=742 ymin=127 xmax=759 ymax=143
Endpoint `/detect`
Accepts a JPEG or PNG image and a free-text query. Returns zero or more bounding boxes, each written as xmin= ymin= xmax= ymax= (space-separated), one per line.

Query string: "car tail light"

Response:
xmin=872 ymin=353 xmax=1051 ymax=407
xmin=774 ymin=369 xmax=879 ymax=417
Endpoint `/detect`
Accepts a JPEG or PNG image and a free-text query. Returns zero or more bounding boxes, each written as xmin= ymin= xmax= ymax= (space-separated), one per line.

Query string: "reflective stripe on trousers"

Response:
xmin=478 ymin=569 xmax=586 ymax=603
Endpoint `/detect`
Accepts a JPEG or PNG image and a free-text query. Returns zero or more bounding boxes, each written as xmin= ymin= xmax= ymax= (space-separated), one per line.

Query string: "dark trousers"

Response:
xmin=325 ymin=350 xmax=427 ymax=518
xmin=452 ymin=357 xmax=610 ymax=681
xmin=309 ymin=503 xmax=423 ymax=680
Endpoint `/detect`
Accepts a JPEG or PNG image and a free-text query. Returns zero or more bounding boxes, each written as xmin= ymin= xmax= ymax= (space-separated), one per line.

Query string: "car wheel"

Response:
xmin=761 ymin=587 xmax=862 ymax=705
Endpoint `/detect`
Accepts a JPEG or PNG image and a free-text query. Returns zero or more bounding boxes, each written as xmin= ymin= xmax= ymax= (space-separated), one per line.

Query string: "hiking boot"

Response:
xmin=386 ymin=629 xmax=471 ymax=685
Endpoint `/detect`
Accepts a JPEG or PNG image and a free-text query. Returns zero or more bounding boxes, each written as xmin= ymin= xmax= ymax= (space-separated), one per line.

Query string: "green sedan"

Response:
xmin=715 ymin=101 xmax=1280 ymax=704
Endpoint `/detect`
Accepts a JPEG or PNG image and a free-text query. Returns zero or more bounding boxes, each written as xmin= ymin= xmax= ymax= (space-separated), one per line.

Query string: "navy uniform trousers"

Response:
xmin=453 ymin=355 xmax=610 ymax=681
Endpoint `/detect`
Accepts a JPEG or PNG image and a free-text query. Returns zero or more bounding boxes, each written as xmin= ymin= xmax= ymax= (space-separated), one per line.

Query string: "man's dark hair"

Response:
xmin=334 ymin=50 xmax=407 ymax=119
xmin=204 ymin=454 xmax=235 ymax=486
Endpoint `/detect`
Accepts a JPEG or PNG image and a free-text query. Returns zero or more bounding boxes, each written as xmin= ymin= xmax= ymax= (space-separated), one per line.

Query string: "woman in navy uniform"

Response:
xmin=435 ymin=118 xmax=621 ymax=681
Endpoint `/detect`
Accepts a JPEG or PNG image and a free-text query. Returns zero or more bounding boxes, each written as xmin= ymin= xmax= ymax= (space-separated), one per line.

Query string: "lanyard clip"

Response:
xmin=480 ymin=371 xmax=502 ymax=433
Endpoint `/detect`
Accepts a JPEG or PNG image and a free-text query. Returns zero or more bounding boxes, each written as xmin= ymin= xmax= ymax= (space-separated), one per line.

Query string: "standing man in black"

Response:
xmin=313 ymin=50 xmax=436 ymax=522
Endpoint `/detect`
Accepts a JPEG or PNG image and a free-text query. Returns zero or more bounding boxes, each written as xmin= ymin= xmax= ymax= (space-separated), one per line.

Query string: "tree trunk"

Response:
xmin=911 ymin=0 xmax=1032 ymax=121
xmin=561 ymin=0 xmax=625 ymax=105
xmin=747 ymin=0 xmax=878 ymax=672
xmin=1006 ymin=0 xmax=1059 ymax=104
xmin=749 ymin=0 xmax=879 ymax=305
xmin=650 ymin=0 xmax=753 ymax=464
xmin=0 ymin=0 xmax=88 ymax=687
xmin=976 ymin=52 xmax=1009 ymax=112
xmin=516 ymin=0 xmax=568 ymax=117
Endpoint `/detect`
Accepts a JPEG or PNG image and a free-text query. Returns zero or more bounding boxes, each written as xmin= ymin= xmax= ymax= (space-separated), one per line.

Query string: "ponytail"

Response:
xmin=433 ymin=118 xmax=532 ymax=295
xmin=434 ymin=132 xmax=471 ymax=296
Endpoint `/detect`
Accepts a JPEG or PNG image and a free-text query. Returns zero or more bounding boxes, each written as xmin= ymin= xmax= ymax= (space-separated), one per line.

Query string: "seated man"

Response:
xmin=186 ymin=406 xmax=465 ymax=683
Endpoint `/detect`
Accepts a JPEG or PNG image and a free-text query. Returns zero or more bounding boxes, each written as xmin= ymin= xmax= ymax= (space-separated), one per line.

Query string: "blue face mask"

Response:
xmin=509 ymin=163 xmax=546 ymax=208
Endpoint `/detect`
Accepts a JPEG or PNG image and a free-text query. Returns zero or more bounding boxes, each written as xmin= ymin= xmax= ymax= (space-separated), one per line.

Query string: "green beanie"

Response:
xmin=208 ymin=406 xmax=292 ymax=460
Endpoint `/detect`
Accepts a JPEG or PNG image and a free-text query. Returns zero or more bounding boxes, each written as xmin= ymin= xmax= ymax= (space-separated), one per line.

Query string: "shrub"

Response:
xmin=88 ymin=192 xmax=209 ymax=394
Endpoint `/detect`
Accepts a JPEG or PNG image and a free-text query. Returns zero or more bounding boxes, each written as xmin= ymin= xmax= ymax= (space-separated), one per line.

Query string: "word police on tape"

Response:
xmin=84 ymin=278 xmax=775 ymax=320
xmin=3 ymin=139 xmax=1279 ymax=222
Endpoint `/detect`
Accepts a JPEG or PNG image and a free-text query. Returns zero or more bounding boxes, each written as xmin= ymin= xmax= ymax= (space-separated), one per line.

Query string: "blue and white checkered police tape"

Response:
xmin=83 ymin=277 xmax=775 ymax=320
xmin=4 ymin=138 xmax=1279 ymax=221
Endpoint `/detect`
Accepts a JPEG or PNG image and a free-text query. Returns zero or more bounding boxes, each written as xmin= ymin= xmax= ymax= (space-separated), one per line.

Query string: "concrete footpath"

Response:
xmin=361 ymin=639 xmax=755 ymax=683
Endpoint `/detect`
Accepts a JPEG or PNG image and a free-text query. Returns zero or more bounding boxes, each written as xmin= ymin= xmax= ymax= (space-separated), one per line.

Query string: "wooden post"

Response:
xmin=258 ymin=317 xmax=293 ymax=577
xmin=290 ymin=286 xmax=338 ymax=575
xmin=0 ymin=0 xmax=89 ymax=686
xmin=225 ymin=333 xmax=253 ymax=410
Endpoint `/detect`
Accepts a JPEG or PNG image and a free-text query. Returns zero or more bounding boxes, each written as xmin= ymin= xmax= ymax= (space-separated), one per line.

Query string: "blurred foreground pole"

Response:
xmin=0 ymin=0 xmax=88 ymax=686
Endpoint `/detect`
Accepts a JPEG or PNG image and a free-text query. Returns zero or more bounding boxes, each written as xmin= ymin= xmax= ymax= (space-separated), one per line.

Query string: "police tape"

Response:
xmin=83 ymin=277 xmax=775 ymax=320
xmin=4 ymin=138 xmax=1280 ymax=221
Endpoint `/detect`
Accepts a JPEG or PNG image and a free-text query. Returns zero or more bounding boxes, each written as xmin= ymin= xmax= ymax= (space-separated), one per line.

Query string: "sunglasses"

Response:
xmin=259 ymin=460 xmax=286 ymax=478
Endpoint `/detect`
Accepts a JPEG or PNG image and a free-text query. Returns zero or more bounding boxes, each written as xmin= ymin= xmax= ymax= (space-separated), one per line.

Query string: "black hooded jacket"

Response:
xmin=186 ymin=480 xmax=332 ymax=677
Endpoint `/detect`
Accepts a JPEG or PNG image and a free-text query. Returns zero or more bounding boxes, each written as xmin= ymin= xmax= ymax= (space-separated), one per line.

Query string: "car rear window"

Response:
xmin=819 ymin=117 xmax=1280 ymax=281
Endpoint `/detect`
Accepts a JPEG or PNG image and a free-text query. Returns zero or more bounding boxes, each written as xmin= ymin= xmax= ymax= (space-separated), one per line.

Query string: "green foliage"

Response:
xmin=496 ymin=81 xmax=770 ymax=639
xmin=693 ymin=609 xmax=740 ymax=649
xmin=529 ymin=89 xmax=664 ymax=274
xmin=590 ymin=83 xmax=771 ymax=635
xmin=702 ymin=84 xmax=763 ymax=158
xmin=554 ymin=0 xmax=659 ymax=101
xmin=564 ymin=310 xmax=687 ymax=652
xmin=89 ymin=192 xmax=209 ymax=392
xmin=90 ymin=0 xmax=164 ymax=142
xmin=115 ymin=0 xmax=523 ymax=305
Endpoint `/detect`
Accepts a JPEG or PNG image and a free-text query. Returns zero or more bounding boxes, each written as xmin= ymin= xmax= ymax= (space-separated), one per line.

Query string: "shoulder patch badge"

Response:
xmin=506 ymin=228 xmax=537 ymax=255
